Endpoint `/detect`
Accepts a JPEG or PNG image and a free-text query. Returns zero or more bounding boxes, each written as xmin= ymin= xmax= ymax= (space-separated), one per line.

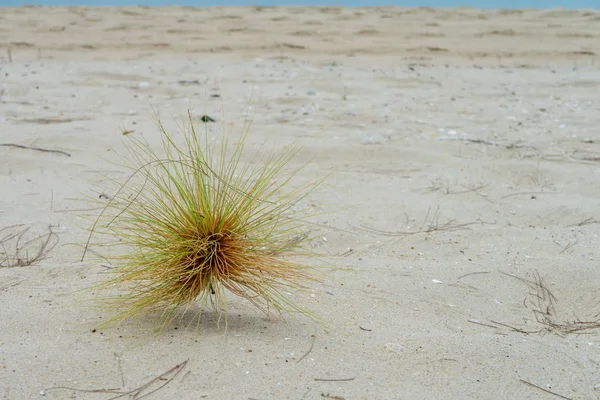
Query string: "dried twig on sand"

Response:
xmin=314 ymin=377 xmax=355 ymax=382
xmin=44 ymin=359 xmax=188 ymax=399
xmin=1 ymin=143 xmax=71 ymax=157
xmin=443 ymin=136 xmax=537 ymax=150
xmin=296 ymin=333 xmax=317 ymax=364
xmin=519 ymin=379 xmax=573 ymax=400
xmin=567 ymin=217 xmax=600 ymax=227
xmin=0 ymin=224 xmax=58 ymax=268
xmin=423 ymin=178 xmax=492 ymax=202
xmin=361 ymin=206 xmax=494 ymax=237
xmin=497 ymin=270 xmax=600 ymax=335
xmin=14 ymin=117 xmax=88 ymax=125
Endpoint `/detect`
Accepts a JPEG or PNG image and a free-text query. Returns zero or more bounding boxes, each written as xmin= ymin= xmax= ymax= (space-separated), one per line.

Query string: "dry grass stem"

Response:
xmin=0 ymin=143 xmax=71 ymax=157
xmin=44 ymin=359 xmax=188 ymax=399
xmin=519 ymin=379 xmax=573 ymax=400
xmin=361 ymin=206 xmax=494 ymax=237
xmin=497 ymin=270 xmax=600 ymax=335
xmin=0 ymin=224 xmax=58 ymax=268
xmin=567 ymin=217 xmax=600 ymax=227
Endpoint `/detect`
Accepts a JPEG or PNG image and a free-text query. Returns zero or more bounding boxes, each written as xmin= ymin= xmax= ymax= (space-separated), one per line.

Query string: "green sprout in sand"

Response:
xmin=83 ymin=110 xmax=325 ymax=327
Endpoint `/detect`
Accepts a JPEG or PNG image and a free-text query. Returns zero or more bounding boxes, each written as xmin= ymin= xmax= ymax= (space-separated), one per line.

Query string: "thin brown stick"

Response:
xmin=501 ymin=270 xmax=600 ymax=335
xmin=296 ymin=334 xmax=316 ymax=364
xmin=52 ymin=206 xmax=105 ymax=213
xmin=44 ymin=360 xmax=189 ymax=400
xmin=501 ymin=191 xmax=560 ymax=199
xmin=0 ymin=225 xmax=58 ymax=268
xmin=489 ymin=320 xmax=542 ymax=334
xmin=115 ymin=353 xmax=125 ymax=388
xmin=1 ymin=143 xmax=71 ymax=157
xmin=361 ymin=207 xmax=494 ymax=237
xmin=557 ymin=237 xmax=577 ymax=254
xmin=109 ymin=359 xmax=188 ymax=400
xmin=467 ymin=319 xmax=499 ymax=329
xmin=519 ymin=379 xmax=573 ymax=400
xmin=43 ymin=387 xmax=123 ymax=395
xmin=458 ymin=271 xmax=490 ymax=280
xmin=321 ymin=394 xmax=346 ymax=400
xmin=567 ymin=217 xmax=600 ymax=227
xmin=314 ymin=377 xmax=355 ymax=382
xmin=449 ymin=137 xmax=536 ymax=150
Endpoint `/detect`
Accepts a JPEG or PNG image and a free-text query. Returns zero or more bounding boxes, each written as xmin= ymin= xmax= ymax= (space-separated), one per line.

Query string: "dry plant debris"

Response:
xmin=0 ymin=224 xmax=58 ymax=268
xmin=361 ymin=206 xmax=494 ymax=237
xmin=44 ymin=359 xmax=188 ymax=399
xmin=0 ymin=143 xmax=71 ymax=157
xmin=494 ymin=270 xmax=600 ymax=335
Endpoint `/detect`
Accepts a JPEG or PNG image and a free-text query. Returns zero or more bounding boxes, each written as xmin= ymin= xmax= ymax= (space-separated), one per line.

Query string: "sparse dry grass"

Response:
xmin=0 ymin=224 xmax=58 ymax=268
xmin=498 ymin=270 xmax=600 ymax=335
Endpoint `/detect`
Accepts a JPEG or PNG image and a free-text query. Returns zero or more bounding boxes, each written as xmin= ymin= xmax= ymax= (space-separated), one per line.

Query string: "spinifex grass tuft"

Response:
xmin=84 ymin=110 xmax=325 ymax=328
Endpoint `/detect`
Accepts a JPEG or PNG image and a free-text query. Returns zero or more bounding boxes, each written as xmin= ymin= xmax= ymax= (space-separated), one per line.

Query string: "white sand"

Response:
xmin=2 ymin=6 xmax=600 ymax=399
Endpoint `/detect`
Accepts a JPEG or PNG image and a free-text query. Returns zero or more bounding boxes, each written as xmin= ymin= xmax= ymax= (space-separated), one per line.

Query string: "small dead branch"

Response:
xmin=337 ymin=248 xmax=354 ymax=257
xmin=519 ymin=379 xmax=573 ymax=400
xmin=567 ymin=217 xmax=600 ymax=227
xmin=0 ymin=224 xmax=59 ymax=268
xmin=424 ymin=178 xmax=451 ymax=194
xmin=444 ymin=137 xmax=537 ymax=150
xmin=314 ymin=377 xmax=355 ymax=382
xmin=296 ymin=333 xmax=316 ymax=364
xmin=44 ymin=359 xmax=188 ymax=400
xmin=1 ymin=143 xmax=71 ymax=157
xmin=556 ymin=236 xmax=578 ymax=254
xmin=467 ymin=319 xmax=500 ymax=330
xmin=115 ymin=353 xmax=125 ymax=388
xmin=361 ymin=206 xmax=495 ymax=237
xmin=14 ymin=117 xmax=88 ymax=125
xmin=488 ymin=319 xmax=542 ymax=334
xmin=321 ymin=393 xmax=346 ymax=400
xmin=424 ymin=178 xmax=490 ymax=198
xmin=498 ymin=270 xmax=600 ymax=335
xmin=500 ymin=191 xmax=560 ymax=199
xmin=458 ymin=271 xmax=490 ymax=280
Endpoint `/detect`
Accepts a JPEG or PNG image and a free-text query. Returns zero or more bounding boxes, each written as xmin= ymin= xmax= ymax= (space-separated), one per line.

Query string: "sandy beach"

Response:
xmin=2 ymin=5 xmax=600 ymax=399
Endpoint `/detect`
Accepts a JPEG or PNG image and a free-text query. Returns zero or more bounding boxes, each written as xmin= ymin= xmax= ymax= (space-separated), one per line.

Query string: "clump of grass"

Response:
xmin=83 ymin=110 xmax=325 ymax=328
